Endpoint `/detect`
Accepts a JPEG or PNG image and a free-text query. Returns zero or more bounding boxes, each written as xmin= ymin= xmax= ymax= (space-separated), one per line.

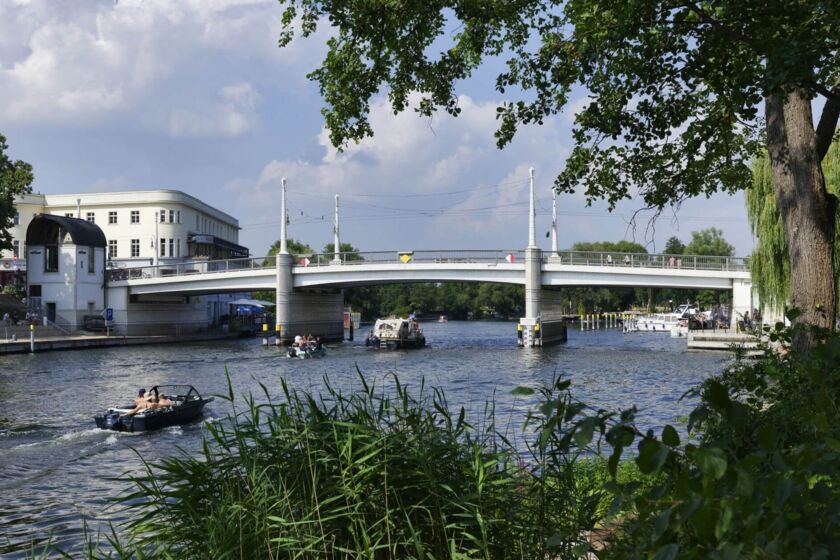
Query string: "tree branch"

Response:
xmin=815 ymin=80 xmax=840 ymax=161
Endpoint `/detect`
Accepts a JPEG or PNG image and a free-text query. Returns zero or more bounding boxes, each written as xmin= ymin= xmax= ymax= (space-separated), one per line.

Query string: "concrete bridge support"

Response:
xmin=731 ymin=278 xmax=753 ymax=328
xmin=275 ymin=252 xmax=344 ymax=343
xmin=519 ymin=247 xmax=567 ymax=347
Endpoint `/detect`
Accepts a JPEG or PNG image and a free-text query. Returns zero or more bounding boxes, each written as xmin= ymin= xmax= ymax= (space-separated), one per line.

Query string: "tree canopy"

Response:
xmin=0 ymin=134 xmax=33 ymax=252
xmin=684 ymin=228 xmax=735 ymax=257
xmin=279 ymin=0 xmax=840 ymax=333
xmin=664 ymin=236 xmax=685 ymax=255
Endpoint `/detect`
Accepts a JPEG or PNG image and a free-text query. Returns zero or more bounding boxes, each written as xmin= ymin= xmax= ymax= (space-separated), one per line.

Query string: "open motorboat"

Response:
xmin=94 ymin=385 xmax=213 ymax=432
xmin=287 ymin=343 xmax=326 ymax=359
xmin=366 ymin=317 xmax=426 ymax=349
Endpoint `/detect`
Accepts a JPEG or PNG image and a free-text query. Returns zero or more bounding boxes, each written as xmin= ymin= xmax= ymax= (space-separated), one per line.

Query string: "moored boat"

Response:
xmin=94 ymin=385 xmax=213 ymax=432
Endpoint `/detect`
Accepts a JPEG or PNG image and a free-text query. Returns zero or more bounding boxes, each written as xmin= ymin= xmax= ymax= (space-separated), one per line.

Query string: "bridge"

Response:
xmin=103 ymin=172 xmax=752 ymax=346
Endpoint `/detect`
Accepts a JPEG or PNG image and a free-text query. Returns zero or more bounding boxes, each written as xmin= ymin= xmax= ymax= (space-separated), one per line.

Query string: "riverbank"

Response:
xmin=0 ymin=331 xmax=238 ymax=354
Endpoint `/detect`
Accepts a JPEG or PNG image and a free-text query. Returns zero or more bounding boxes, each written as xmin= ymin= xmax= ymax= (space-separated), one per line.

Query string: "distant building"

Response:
xmin=3 ymin=190 xmax=247 ymax=278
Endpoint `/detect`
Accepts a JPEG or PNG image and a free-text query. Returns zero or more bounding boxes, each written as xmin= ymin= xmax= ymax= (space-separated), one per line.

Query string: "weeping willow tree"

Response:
xmin=748 ymin=143 xmax=840 ymax=314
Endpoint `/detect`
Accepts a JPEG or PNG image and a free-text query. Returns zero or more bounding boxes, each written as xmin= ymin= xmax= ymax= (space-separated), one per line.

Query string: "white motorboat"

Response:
xmin=624 ymin=305 xmax=702 ymax=334
xmin=365 ymin=317 xmax=426 ymax=349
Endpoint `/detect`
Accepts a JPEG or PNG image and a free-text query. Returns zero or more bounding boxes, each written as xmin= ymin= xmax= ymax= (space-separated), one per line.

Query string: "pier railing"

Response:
xmin=106 ymin=249 xmax=748 ymax=282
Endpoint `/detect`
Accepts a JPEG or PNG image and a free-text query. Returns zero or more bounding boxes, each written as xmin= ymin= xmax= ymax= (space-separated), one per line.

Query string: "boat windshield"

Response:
xmin=151 ymin=385 xmax=200 ymax=401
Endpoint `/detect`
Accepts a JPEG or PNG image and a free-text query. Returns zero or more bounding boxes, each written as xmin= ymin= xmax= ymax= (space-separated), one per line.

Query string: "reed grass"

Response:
xmin=39 ymin=372 xmax=625 ymax=559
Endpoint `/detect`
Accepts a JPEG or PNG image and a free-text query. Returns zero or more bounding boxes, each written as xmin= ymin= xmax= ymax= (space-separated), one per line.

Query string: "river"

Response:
xmin=0 ymin=321 xmax=729 ymax=557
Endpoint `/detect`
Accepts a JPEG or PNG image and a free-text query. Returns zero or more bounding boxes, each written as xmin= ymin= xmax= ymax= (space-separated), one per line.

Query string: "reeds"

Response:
xmin=70 ymin=372 xmax=622 ymax=559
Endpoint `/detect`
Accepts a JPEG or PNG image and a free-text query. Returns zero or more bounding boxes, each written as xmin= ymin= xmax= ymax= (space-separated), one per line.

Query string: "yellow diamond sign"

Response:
xmin=399 ymin=253 xmax=412 ymax=264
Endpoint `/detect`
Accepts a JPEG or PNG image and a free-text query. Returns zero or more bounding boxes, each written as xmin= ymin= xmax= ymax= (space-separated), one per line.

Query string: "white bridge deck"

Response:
xmin=106 ymin=250 xmax=750 ymax=296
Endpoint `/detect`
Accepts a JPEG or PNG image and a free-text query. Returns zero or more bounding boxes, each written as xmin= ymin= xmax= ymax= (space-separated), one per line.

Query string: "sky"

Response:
xmin=0 ymin=0 xmax=755 ymax=258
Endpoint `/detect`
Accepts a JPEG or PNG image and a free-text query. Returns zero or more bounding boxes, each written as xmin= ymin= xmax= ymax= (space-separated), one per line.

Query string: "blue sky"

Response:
xmin=0 ymin=0 xmax=753 ymax=257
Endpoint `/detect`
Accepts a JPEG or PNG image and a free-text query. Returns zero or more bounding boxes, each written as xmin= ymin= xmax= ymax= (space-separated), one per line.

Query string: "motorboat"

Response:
xmin=366 ymin=317 xmax=426 ymax=349
xmin=623 ymin=305 xmax=705 ymax=334
xmin=94 ymin=385 xmax=213 ymax=432
xmin=438 ymin=315 xmax=448 ymax=323
xmin=287 ymin=344 xmax=326 ymax=359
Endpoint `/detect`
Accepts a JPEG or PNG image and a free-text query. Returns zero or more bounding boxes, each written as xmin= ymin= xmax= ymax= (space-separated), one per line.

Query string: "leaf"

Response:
xmin=636 ymin=439 xmax=670 ymax=475
xmin=734 ymin=467 xmax=754 ymax=498
xmin=511 ymin=386 xmax=535 ymax=396
xmin=718 ymin=542 xmax=743 ymax=560
xmin=774 ymin=478 xmax=793 ymax=509
xmin=705 ymin=380 xmax=730 ymax=411
xmin=653 ymin=508 xmax=672 ymax=540
xmin=694 ymin=448 xmax=728 ymax=480
xmin=653 ymin=543 xmax=679 ymax=560
xmin=662 ymin=424 xmax=680 ymax=447
xmin=574 ymin=417 xmax=597 ymax=447
xmin=715 ymin=504 xmax=733 ymax=540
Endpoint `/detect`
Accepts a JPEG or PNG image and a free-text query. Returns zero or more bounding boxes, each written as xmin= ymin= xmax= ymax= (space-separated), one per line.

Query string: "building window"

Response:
xmin=195 ymin=215 xmax=199 ymax=230
xmin=65 ymin=212 xmax=74 ymax=218
xmin=160 ymin=238 xmax=166 ymax=257
xmin=131 ymin=239 xmax=140 ymax=258
xmin=177 ymin=238 xmax=181 ymax=257
xmin=45 ymin=246 xmax=59 ymax=272
xmin=176 ymin=210 xmax=181 ymax=224
xmin=108 ymin=211 xmax=117 ymax=224
xmin=168 ymin=238 xmax=174 ymax=257
xmin=13 ymin=212 xmax=19 ymax=225
xmin=12 ymin=240 xmax=19 ymax=258
xmin=159 ymin=210 xmax=166 ymax=223
xmin=86 ymin=212 xmax=95 ymax=223
xmin=108 ymin=240 xmax=117 ymax=259
xmin=88 ymin=247 xmax=95 ymax=273
xmin=131 ymin=210 xmax=140 ymax=224
xmin=169 ymin=210 xmax=175 ymax=223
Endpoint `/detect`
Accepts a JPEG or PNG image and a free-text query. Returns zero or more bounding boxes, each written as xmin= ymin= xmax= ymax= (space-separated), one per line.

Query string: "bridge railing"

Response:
xmin=300 ymin=250 xmax=526 ymax=266
xmin=544 ymin=251 xmax=748 ymax=271
xmin=106 ymin=249 xmax=747 ymax=282
xmin=106 ymin=256 xmax=276 ymax=282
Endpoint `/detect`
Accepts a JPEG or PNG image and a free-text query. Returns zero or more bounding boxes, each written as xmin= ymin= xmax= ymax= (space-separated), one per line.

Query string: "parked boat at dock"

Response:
xmin=366 ymin=318 xmax=426 ymax=349
xmin=623 ymin=304 xmax=704 ymax=334
xmin=94 ymin=385 xmax=213 ymax=432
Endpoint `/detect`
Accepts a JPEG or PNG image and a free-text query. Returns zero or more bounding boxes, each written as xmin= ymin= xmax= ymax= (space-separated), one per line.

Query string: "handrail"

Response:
xmin=106 ymin=249 xmax=749 ymax=282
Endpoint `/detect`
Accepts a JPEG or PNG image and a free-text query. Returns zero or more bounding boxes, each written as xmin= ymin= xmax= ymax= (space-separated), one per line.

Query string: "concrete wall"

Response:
xmin=280 ymin=289 xmax=344 ymax=343
xmin=107 ymin=286 xmax=212 ymax=335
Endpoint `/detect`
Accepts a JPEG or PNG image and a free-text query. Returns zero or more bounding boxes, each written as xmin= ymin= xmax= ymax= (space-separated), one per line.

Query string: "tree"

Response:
xmin=747 ymin=144 xmax=840 ymax=313
xmin=684 ymin=228 xmax=735 ymax=257
xmin=0 ymin=134 xmax=33 ymax=251
xmin=264 ymin=238 xmax=315 ymax=260
xmin=323 ymin=242 xmax=363 ymax=261
xmin=278 ymin=1 xmax=840 ymax=337
xmin=664 ymin=237 xmax=685 ymax=255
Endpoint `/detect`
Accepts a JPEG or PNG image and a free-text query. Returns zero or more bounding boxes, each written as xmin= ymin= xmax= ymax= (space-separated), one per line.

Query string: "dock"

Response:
xmin=0 ymin=332 xmax=238 ymax=355
xmin=687 ymin=331 xmax=762 ymax=355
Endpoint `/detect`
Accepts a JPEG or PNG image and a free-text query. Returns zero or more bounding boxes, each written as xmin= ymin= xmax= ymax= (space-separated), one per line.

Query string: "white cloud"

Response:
xmin=0 ymin=0 xmax=323 ymax=135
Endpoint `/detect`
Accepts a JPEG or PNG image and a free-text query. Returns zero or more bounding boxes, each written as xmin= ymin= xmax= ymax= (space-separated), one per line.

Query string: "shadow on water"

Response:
xmin=0 ymin=320 xmax=729 ymax=556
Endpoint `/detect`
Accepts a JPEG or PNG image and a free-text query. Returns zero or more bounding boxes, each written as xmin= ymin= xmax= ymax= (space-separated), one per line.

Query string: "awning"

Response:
xmin=228 ymin=298 xmax=275 ymax=307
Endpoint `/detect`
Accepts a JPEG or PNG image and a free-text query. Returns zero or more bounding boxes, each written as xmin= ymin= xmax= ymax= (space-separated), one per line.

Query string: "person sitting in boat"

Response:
xmin=133 ymin=388 xmax=147 ymax=407
xmin=315 ymin=336 xmax=322 ymax=350
xmin=156 ymin=393 xmax=174 ymax=407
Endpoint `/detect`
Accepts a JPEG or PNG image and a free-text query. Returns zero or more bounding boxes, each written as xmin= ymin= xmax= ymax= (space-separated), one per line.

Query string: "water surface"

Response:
xmin=0 ymin=321 xmax=728 ymax=556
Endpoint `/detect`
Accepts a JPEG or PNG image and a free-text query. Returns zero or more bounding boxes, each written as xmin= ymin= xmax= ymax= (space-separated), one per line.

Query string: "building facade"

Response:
xmin=3 ymin=190 xmax=247 ymax=273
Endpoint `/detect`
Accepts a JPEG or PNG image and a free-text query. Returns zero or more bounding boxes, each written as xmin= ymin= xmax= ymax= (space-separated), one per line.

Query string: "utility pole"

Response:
xmin=551 ymin=187 xmax=558 ymax=254
xmin=332 ymin=194 xmax=341 ymax=264
xmin=528 ymin=167 xmax=537 ymax=248
xmin=280 ymin=177 xmax=288 ymax=254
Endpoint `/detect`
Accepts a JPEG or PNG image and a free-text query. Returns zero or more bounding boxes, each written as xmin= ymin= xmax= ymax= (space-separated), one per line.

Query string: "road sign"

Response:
xmin=399 ymin=251 xmax=413 ymax=264
xmin=300 ymin=257 xmax=310 ymax=267
xmin=506 ymin=253 xmax=516 ymax=264
xmin=105 ymin=308 xmax=113 ymax=322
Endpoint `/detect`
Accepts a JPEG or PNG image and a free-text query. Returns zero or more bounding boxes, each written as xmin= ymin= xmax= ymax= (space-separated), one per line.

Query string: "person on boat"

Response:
xmin=315 ymin=336 xmax=322 ymax=350
xmin=155 ymin=393 xmax=174 ymax=407
xmin=134 ymin=388 xmax=147 ymax=407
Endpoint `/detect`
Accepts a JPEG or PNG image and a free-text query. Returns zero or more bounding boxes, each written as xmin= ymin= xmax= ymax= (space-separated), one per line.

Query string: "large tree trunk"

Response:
xmin=765 ymin=87 xmax=837 ymax=343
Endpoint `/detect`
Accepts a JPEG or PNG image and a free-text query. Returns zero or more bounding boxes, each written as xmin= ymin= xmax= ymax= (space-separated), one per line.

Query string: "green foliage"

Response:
xmin=2 ymin=283 xmax=24 ymax=300
xmin=265 ymin=237 xmax=315 ymax=259
xmin=600 ymin=323 xmax=840 ymax=559
xmin=322 ymin=241 xmax=362 ymax=260
xmin=571 ymin=241 xmax=648 ymax=254
xmin=663 ymin=237 xmax=685 ymax=255
xmin=0 ymin=133 xmax=34 ymax=252
xmin=684 ymin=228 xmax=735 ymax=257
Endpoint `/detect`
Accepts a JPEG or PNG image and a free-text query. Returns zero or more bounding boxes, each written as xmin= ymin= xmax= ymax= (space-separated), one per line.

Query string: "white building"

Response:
xmin=25 ymin=214 xmax=107 ymax=330
xmin=4 ymin=190 xmax=247 ymax=270
xmin=8 ymin=190 xmax=251 ymax=332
